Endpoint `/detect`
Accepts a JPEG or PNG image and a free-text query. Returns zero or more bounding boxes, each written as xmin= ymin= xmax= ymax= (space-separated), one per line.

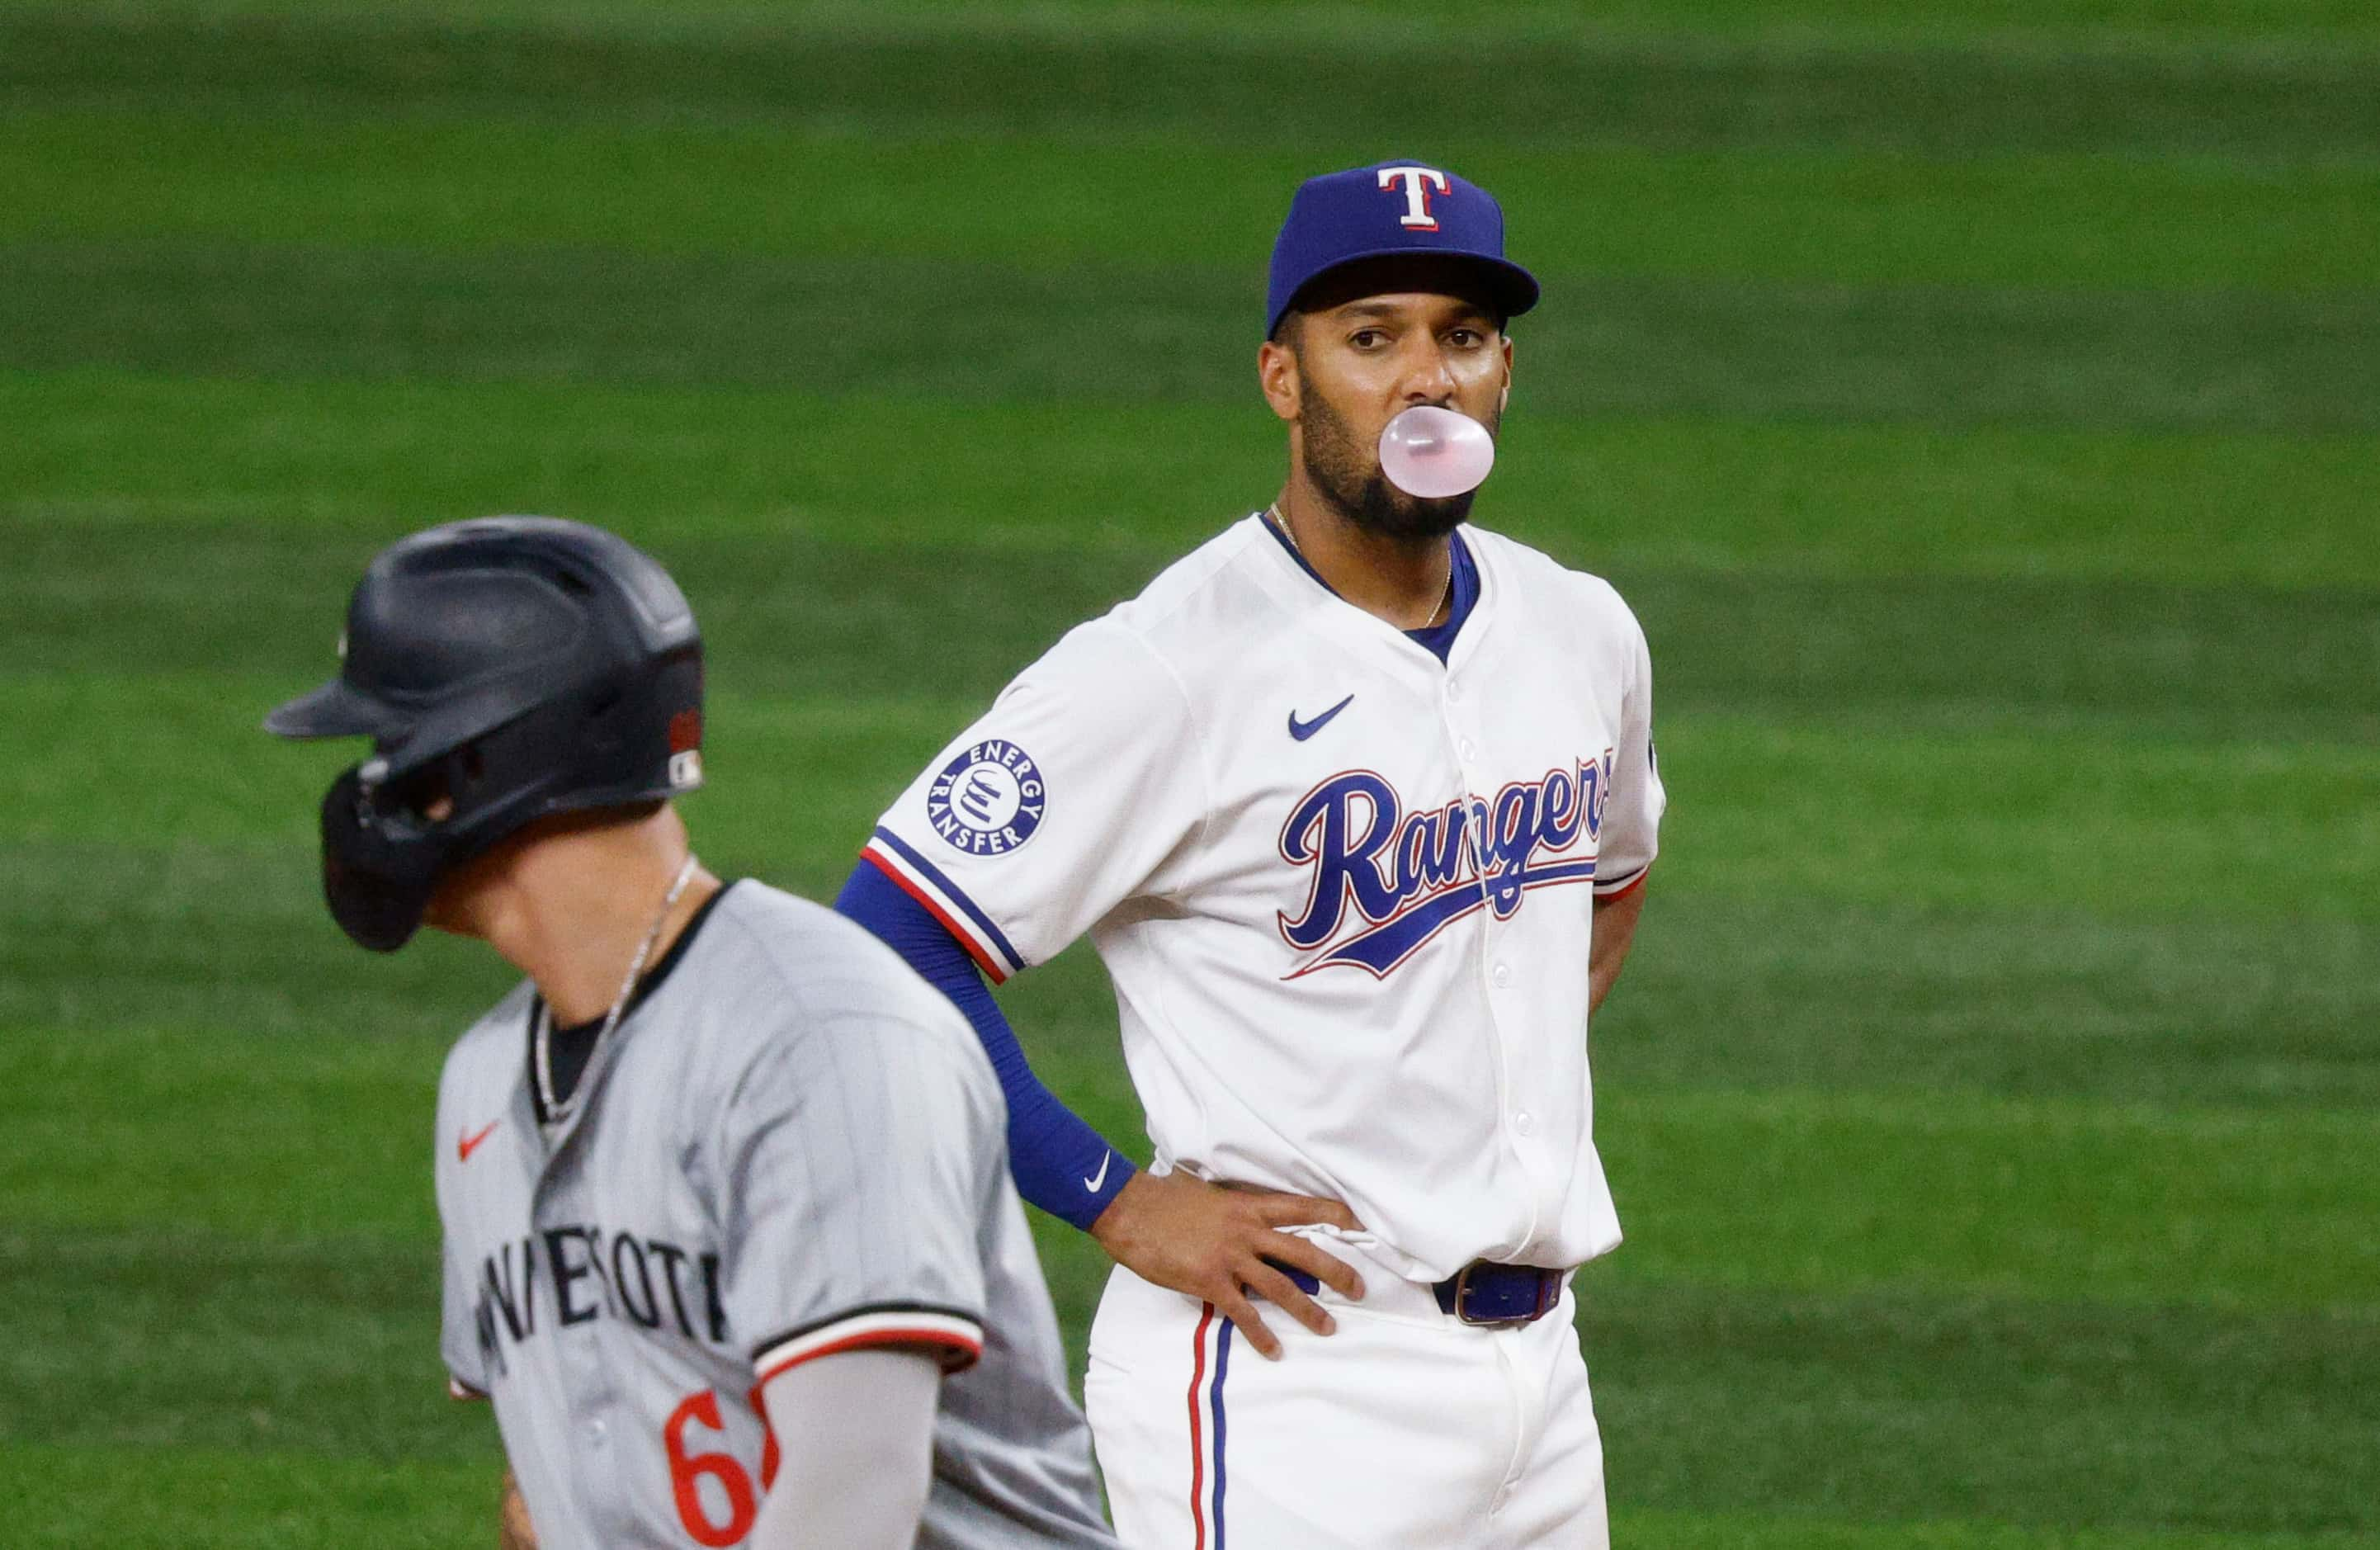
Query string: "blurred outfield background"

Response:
xmin=2 ymin=0 xmax=2377 ymax=1544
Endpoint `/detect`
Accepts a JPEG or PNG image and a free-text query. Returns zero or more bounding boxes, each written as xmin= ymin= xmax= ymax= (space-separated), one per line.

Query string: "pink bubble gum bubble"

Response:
xmin=1377 ymin=405 xmax=1496 ymax=499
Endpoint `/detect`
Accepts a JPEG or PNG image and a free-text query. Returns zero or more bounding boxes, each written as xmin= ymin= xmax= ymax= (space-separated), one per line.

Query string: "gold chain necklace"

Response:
xmin=1264 ymin=504 xmax=1453 ymax=630
xmin=535 ymin=853 xmax=701 ymax=1127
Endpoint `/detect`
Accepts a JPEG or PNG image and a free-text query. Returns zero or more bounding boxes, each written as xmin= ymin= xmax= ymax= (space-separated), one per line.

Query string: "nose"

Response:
xmin=1400 ymin=335 xmax=1458 ymax=406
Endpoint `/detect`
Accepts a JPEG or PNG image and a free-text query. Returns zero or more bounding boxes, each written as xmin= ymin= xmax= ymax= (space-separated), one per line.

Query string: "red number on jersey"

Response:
xmin=747 ymin=1379 xmax=782 ymax=1491
xmin=663 ymin=1389 xmax=758 ymax=1546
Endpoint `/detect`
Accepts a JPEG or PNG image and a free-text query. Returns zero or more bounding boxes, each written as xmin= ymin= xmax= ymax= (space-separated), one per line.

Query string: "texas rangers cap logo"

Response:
xmin=1377 ymin=165 xmax=1450 ymax=229
xmin=1265 ymin=158 xmax=1540 ymax=338
xmin=927 ymin=740 xmax=1046 ymax=856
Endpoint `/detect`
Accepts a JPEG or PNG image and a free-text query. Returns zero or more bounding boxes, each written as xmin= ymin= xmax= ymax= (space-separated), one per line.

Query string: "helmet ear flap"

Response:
xmin=320 ymin=765 xmax=445 ymax=952
xmin=317 ymin=739 xmax=504 ymax=951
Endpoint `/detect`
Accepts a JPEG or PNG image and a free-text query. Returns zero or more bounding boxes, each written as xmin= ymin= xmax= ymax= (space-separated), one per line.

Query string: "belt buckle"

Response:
xmin=1451 ymin=1263 xmax=1552 ymax=1328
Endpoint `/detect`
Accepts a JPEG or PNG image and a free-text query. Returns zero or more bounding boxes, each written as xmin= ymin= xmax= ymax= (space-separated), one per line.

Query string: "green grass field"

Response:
xmin=2 ymin=0 xmax=2374 ymax=1543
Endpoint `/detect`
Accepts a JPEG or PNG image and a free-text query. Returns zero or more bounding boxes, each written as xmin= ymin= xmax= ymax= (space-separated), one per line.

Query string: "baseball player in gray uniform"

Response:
xmin=266 ymin=517 xmax=1117 ymax=1549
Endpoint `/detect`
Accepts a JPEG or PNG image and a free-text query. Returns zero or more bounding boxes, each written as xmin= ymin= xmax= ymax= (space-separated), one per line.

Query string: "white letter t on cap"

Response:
xmin=1378 ymin=166 xmax=1451 ymax=229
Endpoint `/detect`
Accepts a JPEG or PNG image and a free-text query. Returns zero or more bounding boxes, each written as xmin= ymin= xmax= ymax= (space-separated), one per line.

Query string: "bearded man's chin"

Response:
xmin=1342 ymin=478 xmax=1475 ymax=540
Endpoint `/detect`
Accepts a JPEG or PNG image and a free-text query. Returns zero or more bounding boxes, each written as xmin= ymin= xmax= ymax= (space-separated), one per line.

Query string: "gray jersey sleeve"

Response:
xmin=437 ymin=1212 xmax=488 ymax=1396
xmin=432 ymin=1028 xmax=498 ymax=1397
xmin=719 ymin=999 xmax=1003 ymax=1383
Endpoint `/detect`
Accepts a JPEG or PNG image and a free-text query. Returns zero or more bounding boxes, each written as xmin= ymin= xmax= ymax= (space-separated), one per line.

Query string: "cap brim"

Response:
xmin=1274 ymin=248 xmax=1539 ymax=336
xmin=263 ymin=678 xmax=403 ymax=740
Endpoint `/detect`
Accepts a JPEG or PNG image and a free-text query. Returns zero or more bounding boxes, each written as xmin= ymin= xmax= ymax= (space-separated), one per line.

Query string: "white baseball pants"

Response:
xmin=1084 ymin=1248 xmax=1607 ymax=1549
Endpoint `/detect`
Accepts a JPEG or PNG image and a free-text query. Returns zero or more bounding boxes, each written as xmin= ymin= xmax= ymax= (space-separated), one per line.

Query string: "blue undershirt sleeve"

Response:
xmin=833 ymin=860 xmax=1138 ymax=1231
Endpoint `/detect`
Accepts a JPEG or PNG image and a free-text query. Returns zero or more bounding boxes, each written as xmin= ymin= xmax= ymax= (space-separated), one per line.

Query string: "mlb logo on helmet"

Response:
xmin=1265 ymin=158 xmax=1540 ymax=337
xmin=667 ymin=707 xmax=703 ymax=788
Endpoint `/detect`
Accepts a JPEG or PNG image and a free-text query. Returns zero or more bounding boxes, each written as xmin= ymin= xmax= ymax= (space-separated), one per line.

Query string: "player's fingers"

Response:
xmin=1265 ymin=1235 xmax=1366 ymax=1302
xmin=1214 ymin=1288 xmax=1282 ymax=1360
xmin=1253 ymin=1191 xmax=1363 ymax=1234
xmin=1244 ymin=1263 xmax=1336 ymax=1339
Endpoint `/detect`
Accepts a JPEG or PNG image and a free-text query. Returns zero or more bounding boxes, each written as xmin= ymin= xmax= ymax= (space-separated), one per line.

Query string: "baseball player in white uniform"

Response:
xmin=836 ymin=163 xmax=1664 ymax=1545
xmin=267 ymin=517 xmax=1118 ymax=1549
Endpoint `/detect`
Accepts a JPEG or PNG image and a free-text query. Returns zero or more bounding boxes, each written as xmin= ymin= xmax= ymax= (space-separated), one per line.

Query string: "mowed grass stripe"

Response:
xmin=7 ymin=243 xmax=2376 ymax=434
xmin=51 ymin=1457 xmax=2360 ymax=1550
xmin=1597 ymin=896 xmax=2380 ymax=1110
xmin=0 ymin=681 xmax=979 ymax=855
xmin=4 ymin=678 xmax=2375 ymax=919
xmin=9 ymin=374 xmax=2375 ymax=593
xmin=1599 ymin=1089 xmax=2380 ymax=1309
xmin=1613 ymin=1509 xmax=2380 ymax=1550
xmin=1651 ymin=713 xmax=2380 ymax=916
xmin=0 ymin=1228 xmax=475 ymax=1456
xmin=7 ymin=1220 xmax=2371 ymax=1530
xmin=37 ymin=1458 xmax=2368 ymax=1550
xmin=10 ymin=517 xmax=2378 ymax=744
xmin=9 ymin=112 xmax=2377 ymax=294
xmin=1591 ymin=1278 xmax=2379 ymax=1533
xmin=0 ymin=842 xmax=524 ymax=1040
xmin=12 ymin=832 xmax=2367 ymax=1110
xmin=7 ymin=13 xmax=2377 ymax=159
xmin=12 ymin=1021 xmax=2373 ymax=1313
xmin=9 ymin=0 xmax=2378 ymax=48
xmin=0 ymin=1024 xmax=448 ymax=1240
xmin=0 ymin=1444 xmax=502 ymax=1549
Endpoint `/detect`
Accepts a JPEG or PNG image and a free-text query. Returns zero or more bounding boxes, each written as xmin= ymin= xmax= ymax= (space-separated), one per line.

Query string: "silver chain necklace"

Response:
xmin=535 ymin=853 xmax=701 ymax=1127
xmin=1264 ymin=503 xmax=1453 ymax=629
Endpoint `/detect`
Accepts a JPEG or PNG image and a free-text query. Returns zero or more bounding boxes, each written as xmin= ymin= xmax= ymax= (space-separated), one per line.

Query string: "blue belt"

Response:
xmin=1264 ymin=1257 xmax=1566 ymax=1327
xmin=1431 ymin=1260 xmax=1566 ymax=1326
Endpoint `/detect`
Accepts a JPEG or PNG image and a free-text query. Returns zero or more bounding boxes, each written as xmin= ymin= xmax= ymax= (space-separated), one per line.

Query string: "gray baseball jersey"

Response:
xmin=434 ymin=880 xmax=1116 ymax=1549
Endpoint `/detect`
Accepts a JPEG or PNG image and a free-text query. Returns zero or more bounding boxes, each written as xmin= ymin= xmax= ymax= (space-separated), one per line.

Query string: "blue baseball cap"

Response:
xmin=1266 ymin=159 xmax=1539 ymax=338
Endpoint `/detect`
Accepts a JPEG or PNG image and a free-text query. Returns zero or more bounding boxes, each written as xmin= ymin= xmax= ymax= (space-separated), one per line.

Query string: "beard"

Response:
xmin=1299 ymin=388 xmax=1498 ymax=541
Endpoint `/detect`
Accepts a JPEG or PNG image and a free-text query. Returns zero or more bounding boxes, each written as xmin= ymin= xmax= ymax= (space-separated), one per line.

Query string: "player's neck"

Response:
xmin=462 ymin=809 xmax=722 ymax=1025
xmin=1274 ymin=479 xmax=1454 ymax=632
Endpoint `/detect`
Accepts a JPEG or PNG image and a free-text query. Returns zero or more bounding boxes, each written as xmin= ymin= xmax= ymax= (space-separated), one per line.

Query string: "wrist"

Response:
xmin=1087 ymin=1168 xmax=1136 ymax=1248
xmin=1007 ymin=1107 xmax=1135 ymax=1230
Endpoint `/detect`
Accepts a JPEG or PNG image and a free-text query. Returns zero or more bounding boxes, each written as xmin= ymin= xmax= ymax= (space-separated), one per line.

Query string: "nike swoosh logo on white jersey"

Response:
xmin=1083 ymin=1151 xmax=1112 ymax=1192
xmin=1287 ymin=694 xmax=1355 ymax=741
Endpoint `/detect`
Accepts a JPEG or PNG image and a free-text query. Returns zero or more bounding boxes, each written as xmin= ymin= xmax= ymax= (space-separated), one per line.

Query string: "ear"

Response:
xmin=1258 ymin=338 xmax=1301 ymax=423
xmin=1499 ymin=333 xmax=1514 ymax=416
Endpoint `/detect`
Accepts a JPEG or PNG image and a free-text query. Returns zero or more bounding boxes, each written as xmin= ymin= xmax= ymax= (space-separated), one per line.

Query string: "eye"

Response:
xmin=1446 ymin=328 xmax=1485 ymax=348
xmin=1348 ymin=328 xmax=1389 ymax=350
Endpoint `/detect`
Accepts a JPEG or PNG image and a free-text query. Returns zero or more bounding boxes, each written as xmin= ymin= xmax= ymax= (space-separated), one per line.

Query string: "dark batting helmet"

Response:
xmin=266 ymin=516 xmax=705 ymax=952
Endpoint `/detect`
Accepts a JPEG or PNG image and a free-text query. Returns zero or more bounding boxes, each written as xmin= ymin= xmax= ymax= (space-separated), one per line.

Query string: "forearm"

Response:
xmin=1589 ymin=881 xmax=1646 ymax=1014
xmin=748 ymin=1349 xmax=940 ymax=1550
xmin=836 ymin=860 xmax=1136 ymax=1227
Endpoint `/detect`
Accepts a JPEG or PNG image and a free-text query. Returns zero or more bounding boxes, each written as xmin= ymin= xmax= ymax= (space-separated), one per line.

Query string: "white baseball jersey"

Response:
xmin=865 ymin=514 xmax=1664 ymax=1283
xmin=433 ymin=881 xmax=1116 ymax=1549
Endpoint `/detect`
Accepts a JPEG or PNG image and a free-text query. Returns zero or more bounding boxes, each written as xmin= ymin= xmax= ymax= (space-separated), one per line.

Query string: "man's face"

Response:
xmin=1273 ymin=271 xmax=1511 ymax=539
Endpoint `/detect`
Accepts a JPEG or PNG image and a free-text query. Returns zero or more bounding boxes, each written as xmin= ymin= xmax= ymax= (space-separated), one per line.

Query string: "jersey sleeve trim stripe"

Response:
xmin=861 ymin=845 xmax=1013 ymax=984
xmin=752 ymin=1307 xmax=986 ymax=1380
xmin=1593 ymin=862 xmax=1650 ymax=898
xmin=748 ymin=1299 xmax=985 ymax=1361
xmin=864 ymin=828 xmax=1027 ymax=978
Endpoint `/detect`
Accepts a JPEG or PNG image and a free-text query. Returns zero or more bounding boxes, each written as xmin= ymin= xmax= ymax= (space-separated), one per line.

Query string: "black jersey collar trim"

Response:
xmin=535 ymin=876 xmax=739 ymax=1039
xmin=631 ymin=874 xmax=738 ymax=1013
